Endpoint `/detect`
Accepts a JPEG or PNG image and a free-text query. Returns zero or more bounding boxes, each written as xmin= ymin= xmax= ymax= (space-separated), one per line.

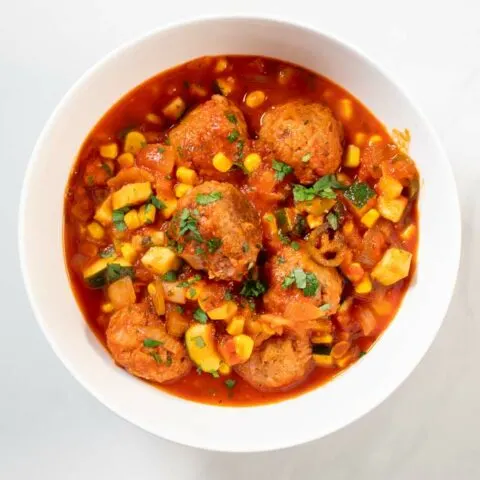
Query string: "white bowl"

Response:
xmin=19 ymin=16 xmax=461 ymax=452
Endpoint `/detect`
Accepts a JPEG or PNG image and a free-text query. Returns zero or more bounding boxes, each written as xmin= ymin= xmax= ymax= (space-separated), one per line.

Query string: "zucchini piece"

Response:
xmin=83 ymin=257 xmax=132 ymax=289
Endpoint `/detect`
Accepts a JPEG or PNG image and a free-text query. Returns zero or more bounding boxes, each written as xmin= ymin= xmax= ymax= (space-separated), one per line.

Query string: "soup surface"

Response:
xmin=64 ymin=55 xmax=419 ymax=406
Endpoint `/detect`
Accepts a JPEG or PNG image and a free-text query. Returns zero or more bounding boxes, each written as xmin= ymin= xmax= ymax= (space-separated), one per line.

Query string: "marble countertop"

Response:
xmin=1 ymin=0 xmax=479 ymax=478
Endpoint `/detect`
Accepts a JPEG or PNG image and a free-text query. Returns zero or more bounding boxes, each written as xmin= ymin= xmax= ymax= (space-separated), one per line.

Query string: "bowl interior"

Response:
xmin=19 ymin=17 xmax=460 ymax=452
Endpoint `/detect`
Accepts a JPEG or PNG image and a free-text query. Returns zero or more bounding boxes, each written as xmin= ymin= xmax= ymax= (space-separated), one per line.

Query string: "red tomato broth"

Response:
xmin=64 ymin=55 xmax=418 ymax=406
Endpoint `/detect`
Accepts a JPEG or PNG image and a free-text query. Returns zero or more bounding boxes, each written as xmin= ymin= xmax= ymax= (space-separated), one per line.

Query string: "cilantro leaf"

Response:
xmin=193 ymin=308 xmax=208 ymax=324
xmin=272 ymin=160 xmax=293 ymax=181
xmin=292 ymin=175 xmax=346 ymax=203
xmin=225 ymin=379 xmax=236 ymax=389
xmin=105 ymin=263 xmax=135 ymax=284
xmin=225 ymin=112 xmax=237 ymax=124
xmin=281 ymin=268 xmax=318 ymax=297
xmin=150 ymin=195 xmax=166 ymax=210
xmin=326 ymin=211 xmax=339 ymax=230
xmin=196 ymin=192 xmax=223 ymax=205
xmin=227 ymin=130 xmax=240 ymax=143
xmin=178 ymin=209 xmax=203 ymax=242
xmin=207 ymin=238 xmax=222 ymax=253
xmin=344 ymin=182 xmax=375 ymax=209
xmin=99 ymin=245 xmax=115 ymax=258
xmin=162 ymin=271 xmax=177 ymax=282
xmin=240 ymin=279 xmax=267 ymax=298
xmin=192 ymin=336 xmax=206 ymax=348
xmin=303 ymin=272 xmax=319 ymax=296
xmin=143 ymin=338 xmax=164 ymax=348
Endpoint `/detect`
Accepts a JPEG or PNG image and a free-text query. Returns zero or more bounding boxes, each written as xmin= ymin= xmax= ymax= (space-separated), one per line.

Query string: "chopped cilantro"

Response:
xmin=277 ymin=256 xmax=286 ymax=264
xmin=292 ymin=175 xmax=346 ymax=203
xmin=150 ymin=352 xmax=163 ymax=364
xmin=278 ymin=231 xmax=291 ymax=245
xmin=303 ymin=272 xmax=319 ymax=296
xmin=99 ymin=245 xmax=115 ymax=258
xmin=242 ymin=242 xmax=249 ymax=253
xmin=86 ymin=175 xmax=94 ymax=186
xmin=301 ymin=152 xmax=312 ymax=163
xmin=162 ymin=271 xmax=177 ymax=282
xmin=195 ymin=246 xmax=205 ymax=255
xmin=112 ymin=207 xmax=130 ymax=231
xmin=193 ymin=308 xmax=208 ymax=324
xmin=157 ymin=146 xmax=165 ymax=154
xmin=178 ymin=275 xmax=201 ymax=288
xmin=344 ymin=182 xmax=375 ymax=209
xmin=207 ymin=238 xmax=222 ymax=253
xmin=165 ymin=352 xmax=172 ymax=366
xmin=240 ymin=279 xmax=267 ymax=298
xmin=282 ymin=268 xmax=318 ymax=297
xmin=178 ymin=209 xmax=203 ymax=242
xmin=189 ymin=287 xmax=196 ymax=298
xmin=196 ymin=192 xmax=223 ymax=205
xmin=225 ymin=112 xmax=237 ymax=124
xmin=105 ymin=263 xmax=134 ymax=284
xmin=101 ymin=162 xmax=113 ymax=176
xmin=291 ymin=241 xmax=300 ymax=251
xmin=175 ymin=305 xmax=184 ymax=313
xmin=143 ymin=338 xmax=163 ymax=348
xmin=224 ymin=290 xmax=233 ymax=301
xmin=227 ymin=129 xmax=240 ymax=143
xmin=326 ymin=211 xmax=339 ymax=230
xmin=272 ymin=160 xmax=293 ymax=181
xmin=225 ymin=379 xmax=236 ymax=389
xmin=210 ymin=370 xmax=220 ymax=378
xmin=235 ymin=139 xmax=245 ymax=160
xmin=192 ymin=336 xmax=206 ymax=348
xmin=150 ymin=195 xmax=166 ymax=210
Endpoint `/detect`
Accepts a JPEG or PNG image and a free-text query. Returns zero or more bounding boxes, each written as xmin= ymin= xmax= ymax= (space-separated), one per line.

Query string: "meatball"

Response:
xmin=106 ymin=302 xmax=192 ymax=384
xmin=259 ymin=100 xmax=343 ymax=184
xmin=263 ymin=245 xmax=343 ymax=317
xmin=234 ymin=334 xmax=314 ymax=392
xmin=168 ymin=181 xmax=262 ymax=281
xmin=169 ymin=95 xmax=249 ymax=180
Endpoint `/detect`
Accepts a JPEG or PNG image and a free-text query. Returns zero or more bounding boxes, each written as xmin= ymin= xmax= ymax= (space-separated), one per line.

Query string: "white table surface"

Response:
xmin=2 ymin=0 xmax=479 ymax=478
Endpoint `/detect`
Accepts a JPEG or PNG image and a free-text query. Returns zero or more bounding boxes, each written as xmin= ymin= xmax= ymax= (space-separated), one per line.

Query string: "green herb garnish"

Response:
xmin=192 ymin=336 xmax=206 ymax=348
xmin=101 ymin=162 xmax=113 ymax=176
xmin=272 ymin=160 xmax=293 ymax=181
xmin=193 ymin=308 xmax=208 ymax=324
xmin=207 ymin=238 xmax=222 ymax=253
xmin=291 ymin=241 xmax=300 ymax=251
xmin=225 ymin=112 xmax=237 ymax=124
xmin=282 ymin=268 xmax=318 ymax=297
xmin=105 ymin=263 xmax=135 ymax=284
xmin=292 ymin=175 xmax=346 ymax=203
xmin=150 ymin=352 xmax=163 ymax=364
xmin=162 ymin=271 xmax=177 ymax=282
xmin=227 ymin=129 xmax=240 ymax=143
xmin=242 ymin=242 xmax=249 ymax=253
xmin=99 ymin=245 xmax=115 ymax=258
xmin=344 ymin=182 xmax=375 ymax=209
xmin=224 ymin=290 xmax=233 ymax=301
xmin=210 ymin=370 xmax=220 ymax=378
xmin=225 ymin=379 xmax=236 ymax=389
xmin=196 ymin=192 xmax=223 ymax=205
xmin=150 ymin=195 xmax=166 ymax=210
xmin=112 ymin=207 xmax=130 ymax=231
xmin=143 ymin=338 xmax=164 ymax=348
xmin=178 ymin=208 xmax=203 ymax=242
xmin=240 ymin=279 xmax=267 ymax=298
xmin=326 ymin=211 xmax=339 ymax=230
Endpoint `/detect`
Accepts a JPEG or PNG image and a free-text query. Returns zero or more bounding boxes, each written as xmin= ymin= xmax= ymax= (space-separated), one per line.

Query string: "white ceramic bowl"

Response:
xmin=19 ymin=16 xmax=461 ymax=452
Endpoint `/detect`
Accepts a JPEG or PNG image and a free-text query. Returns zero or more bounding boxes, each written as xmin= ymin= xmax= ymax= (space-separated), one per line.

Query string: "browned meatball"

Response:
xmin=169 ymin=95 xmax=249 ymax=180
xmin=259 ymin=100 xmax=343 ymax=184
xmin=106 ymin=303 xmax=192 ymax=384
xmin=234 ymin=334 xmax=314 ymax=392
xmin=168 ymin=181 xmax=262 ymax=281
xmin=263 ymin=245 xmax=343 ymax=317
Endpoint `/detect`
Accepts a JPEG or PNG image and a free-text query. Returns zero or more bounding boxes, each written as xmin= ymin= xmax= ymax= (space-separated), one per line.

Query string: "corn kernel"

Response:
xmin=401 ymin=224 xmax=417 ymax=241
xmin=218 ymin=362 xmax=232 ymax=375
xmin=278 ymin=67 xmax=294 ymax=85
xmin=377 ymin=175 xmax=403 ymax=199
xmin=87 ymin=222 xmax=105 ymax=240
xmin=212 ymin=152 xmax=233 ymax=172
xmin=117 ymin=152 xmax=135 ymax=168
xmin=151 ymin=231 xmax=166 ymax=246
xmin=175 ymin=183 xmax=193 ymax=198
xmin=120 ymin=243 xmax=137 ymax=264
xmin=307 ymin=214 xmax=324 ymax=229
xmin=138 ymin=203 xmax=156 ymax=225
xmin=233 ymin=334 xmax=254 ymax=361
xmin=208 ymin=301 xmax=238 ymax=320
xmin=215 ymin=77 xmax=234 ymax=96
xmin=124 ymin=131 xmax=147 ymax=154
xmin=243 ymin=153 xmax=262 ymax=172
xmin=354 ymin=132 xmax=368 ymax=146
xmin=343 ymin=262 xmax=364 ymax=283
xmin=311 ymin=334 xmax=334 ymax=344
xmin=215 ymin=58 xmax=228 ymax=73
xmin=361 ymin=208 xmax=380 ymax=228
xmin=160 ymin=198 xmax=178 ymax=219
xmin=147 ymin=283 xmax=156 ymax=297
xmin=162 ymin=96 xmax=186 ymax=120
xmin=101 ymin=303 xmax=114 ymax=313
xmin=338 ymin=99 xmax=353 ymax=121
xmin=176 ymin=166 xmax=198 ymax=185
xmin=343 ymin=220 xmax=354 ymax=235
xmin=124 ymin=210 xmax=141 ymax=230
xmin=99 ymin=143 xmax=118 ymax=159
xmin=145 ymin=113 xmax=162 ymax=125
xmin=313 ymin=354 xmax=334 ymax=367
xmin=245 ymin=90 xmax=266 ymax=108
xmin=369 ymin=134 xmax=383 ymax=146
xmin=344 ymin=144 xmax=360 ymax=168
xmin=355 ymin=274 xmax=373 ymax=294
xmin=227 ymin=316 xmax=245 ymax=336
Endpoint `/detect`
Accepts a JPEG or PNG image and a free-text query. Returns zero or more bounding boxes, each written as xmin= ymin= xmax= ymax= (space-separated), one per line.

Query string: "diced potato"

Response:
xmin=360 ymin=208 xmax=380 ymax=228
xmin=162 ymin=96 xmax=186 ymax=120
xmin=112 ymin=182 xmax=152 ymax=210
xmin=174 ymin=183 xmax=193 ymax=198
xmin=185 ymin=323 xmax=222 ymax=373
xmin=190 ymin=84 xmax=208 ymax=97
xmin=101 ymin=303 xmax=114 ymax=313
xmin=124 ymin=210 xmax=141 ymax=230
xmin=120 ymin=243 xmax=137 ymax=264
xmin=371 ymin=247 xmax=413 ymax=286
xmin=344 ymin=144 xmax=360 ymax=168
xmin=377 ymin=176 xmax=403 ymax=199
xmin=148 ymin=280 xmax=166 ymax=315
xmin=108 ymin=276 xmax=136 ymax=310
xmin=116 ymin=152 xmax=135 ymax=168
xmin=307 ymin=214 xmax=323 ymax=229
xmin=371 ymin=298 xmax=394 ymax=316
xmin=138 ymin=203 xmax=156 ymax=225
xmin=124 ymin=131 xmax=147 ymax=154
xmin=243 ymin=153 xmax=262 ymax=172
xmin=227 ymin=316 xmax=245 ymax=336
xmin=377 ymin=196 xmax=408 ymax=223
xmin=162 ymin=281 xmax=186 ymax=304
xmin=176 ymin=166 xmax=198 ymax=185
xmin=166 ymin=310 xmax=189 ymax=337
xmin=401 ymin=224 xmax=417 ymax=241
xmin=87 ymin=221 xmax=105 ymax=240
xmin=158 ymin=197 xmax=178 ymax=219
xmin=313 ymin=354 xmax=334 ymax=367
xmin=94 ymin=195 xmax=113 ymax=226
xmin=141 ymin=247 xmax=180 ymax=275
xmin=215 ymin=77 xmax=235 ymax=96
xmin=207 ymin=301 xmax=238 ymax=320
xmin=337 ymin=99 xmax=353 ymax=121
xmin=355 ymin=274 xmax=373 ymax=294
xmin=218 ymin=362 xmax=232 ymax=375
xmin=151 ymin=231 xmax=166 ymax=246
xmin=369 ymin=134 xmax=383 ymax=146
xmin=278 ymin=67 xmax=294 ymax=85
xmin=212 ymin=152 xmax=232 ymax=172
xmin=245 ymin=91 xmax=266 ymax=108
xmin=233 ymin=334 xmax=254 ymax=362
xmin=100 ymin=143 xmax=118 ymax=159
xmin=145 ymin=113 xmax=162 ymax=125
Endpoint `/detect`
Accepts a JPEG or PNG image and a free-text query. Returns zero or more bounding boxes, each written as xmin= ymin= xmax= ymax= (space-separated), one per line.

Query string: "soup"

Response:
xmin=64 ymin=55 xmax=418 ymax=406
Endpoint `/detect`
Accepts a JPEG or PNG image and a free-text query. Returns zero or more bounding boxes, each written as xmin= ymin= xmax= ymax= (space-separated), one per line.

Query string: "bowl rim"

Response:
xmin=18 ymin=14 xmax=461 ymax=452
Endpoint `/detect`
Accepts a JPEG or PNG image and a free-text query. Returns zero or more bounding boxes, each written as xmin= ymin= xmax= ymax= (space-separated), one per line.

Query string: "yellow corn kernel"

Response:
xmin=344 ymin=144 xmax=360 ymax=168
xmin=361 ymin=208 xmax=380 ymax=228
xmin=151 ymin=231 xmax=166 ymax=246
xmin=87 ymin=222 xmax=105 ymax=240
xmin=218 ymin=362 xmax=232 ymax=375
xmin=355 ymin=274 xmax=373 ymax=294
xmin=174 ymin=183 xmax=193 ymax=198
xmin=141 ymin=247 xmax=181 ymax=275
xmin=343 ymin=220 xmax=354 ymax=235
xmin=124 ymin=210 xmax=141 ymax=230
xmin=371 ymin=247 xmax=412 ymax=286
xmin=243 ymin=153 xmax=262 ymax=172
xmin=262 ymin=213 xmax=278 ymax=237
xmin=313 ymin=354 xmax=334 ymax=367
xmin=369 ymin=134 xmax=383 ymax=146
xmin=311 ymin=334 xmax=333 ymax=344
xmin=233 ymin=334 xmax=254 ymax=362
xmin=245 ymin=90 xmax=266 ymax=108
xmin=401 ymin=224 xmax=417 ymax=241
xmin=261 ymin=323 xmax=276 ymax=336
xmin=215 ymin=77 xmax=234 ymax=96
xmin=100 ymin=143 xmax=118 ymax=159
xmin=145 ymin=113 xmax=162 ymax=125
xmin=162 ymin=96 xmax=186 ymax=120
xmin=227 ymin=316 xmax=245 ymax=336
xmin=377 ymin=196 xmax=408 ymax=223
xmin=278 ymin=67 xmax=294 ymax=85
xmin=116 ymin=152 xmax=135 ymax=168
xmin=101 ymin=302 xmax=114 ymax=313
xmin=160 ymin=198 xmax=178 ymax=219
xmin=212 ymin=152 xmax=232 ymax=172
xmin=338 ymin=99 xmax=353 ymax=121
xmin=176 ymin=166 xmax=198 ymax=185
xmin=307 ymin=214 xmax=324 ymax=229
xmin=112 ymin=182 xmax=152 ymax=210
xmin=377 ymin=175 xmax=403 ymax=199
xmin=354 ymin=132 xmax=368 ymax=146
xmin=215 ymin=57 xmax=228 ymax=73
xmin=336 ymin=172 xmax=352 ymax=186
xmin=190 ymin=84 xmax=207 ymax=97
xmin=120 ymin=243 xmax=137 ymax=264
xmin=147 ymin=282 xmax=156 ymax=297
xmin=124 ymin=131 xmax=147 ymax=154
xmin=208 ymin=301 xmax=238 ymax=321
xmin=138 ymin=203 xmax=156 ymax=225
